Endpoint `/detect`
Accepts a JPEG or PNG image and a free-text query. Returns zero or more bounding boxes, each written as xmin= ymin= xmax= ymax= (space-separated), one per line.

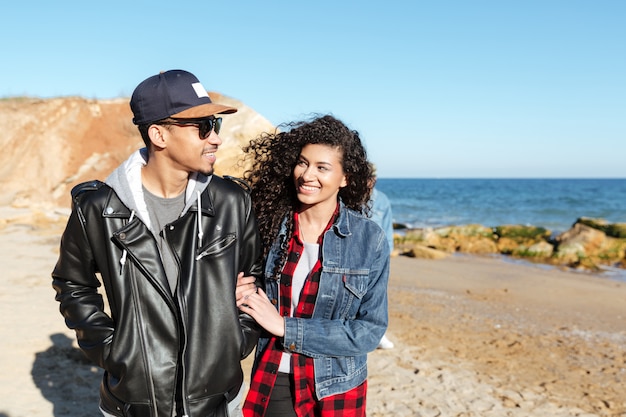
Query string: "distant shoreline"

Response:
xmin=478 ymin=252 xmax=626 ymax=283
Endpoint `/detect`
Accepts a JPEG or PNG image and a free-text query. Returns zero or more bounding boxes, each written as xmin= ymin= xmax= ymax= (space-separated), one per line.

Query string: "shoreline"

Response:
xmin=393 ymin=217 xmax=626 ymax=282
xmin=468 ymin=251 xmax=626 ymax=283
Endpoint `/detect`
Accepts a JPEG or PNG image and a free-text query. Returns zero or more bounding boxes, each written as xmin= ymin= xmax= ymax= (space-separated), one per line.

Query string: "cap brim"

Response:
xmin=171 ymin=103 xmax=237 ymax=119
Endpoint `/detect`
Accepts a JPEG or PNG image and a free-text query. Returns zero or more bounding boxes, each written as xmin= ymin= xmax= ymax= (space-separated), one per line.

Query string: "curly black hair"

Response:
xmin=242 ymin=114 xmax=373 ymax=262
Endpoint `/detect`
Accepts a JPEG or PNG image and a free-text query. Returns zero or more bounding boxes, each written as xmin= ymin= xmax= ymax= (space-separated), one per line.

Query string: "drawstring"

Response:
xmin=118 ymin=191 xmax=205 ymax=269
xmin=196 ymin=190 xmax=204 ymax=248
xmin=119 ymin=210 xmax=135 ymax=274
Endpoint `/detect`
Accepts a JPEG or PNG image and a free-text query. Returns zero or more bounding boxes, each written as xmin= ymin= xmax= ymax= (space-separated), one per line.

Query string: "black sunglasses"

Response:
xmin=160 ymin=117 xmax=222 ymax=138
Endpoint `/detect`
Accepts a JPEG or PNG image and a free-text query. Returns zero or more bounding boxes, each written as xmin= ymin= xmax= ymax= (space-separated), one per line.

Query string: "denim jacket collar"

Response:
xmin=332 ymin=200 xmax=351 ymax=238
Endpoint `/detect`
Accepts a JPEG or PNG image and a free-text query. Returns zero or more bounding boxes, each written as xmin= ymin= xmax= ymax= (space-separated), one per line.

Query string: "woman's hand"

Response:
xmin=237 ymin=288 xmax=285 ymax=337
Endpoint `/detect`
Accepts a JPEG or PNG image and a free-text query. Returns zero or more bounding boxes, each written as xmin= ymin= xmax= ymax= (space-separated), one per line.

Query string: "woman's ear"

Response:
xmin=340 ymin=174 xmax=348 ymax=188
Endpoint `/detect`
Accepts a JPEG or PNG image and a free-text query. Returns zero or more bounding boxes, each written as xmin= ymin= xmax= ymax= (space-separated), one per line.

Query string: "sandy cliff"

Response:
xmin=0 ymin=94 xmax=273 ymax=209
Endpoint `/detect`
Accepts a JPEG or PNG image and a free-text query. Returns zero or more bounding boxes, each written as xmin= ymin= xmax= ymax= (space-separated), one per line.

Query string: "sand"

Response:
xmin=1 ymin=211 xmax=624 ymax=417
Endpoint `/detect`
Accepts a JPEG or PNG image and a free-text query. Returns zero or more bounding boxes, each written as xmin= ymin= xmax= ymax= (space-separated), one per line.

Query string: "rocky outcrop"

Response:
xmin=576 ymin=217 xmax=626 ymax=238
xmin=401 ymin=224 xmax=497 ymax=255
xmin=400 ymin=244 xmax=449 ymax=260
xmin=554 ymin=221 xmax=626 ymax=270
xmin=396 ymin=218 xmax=626 ymax=272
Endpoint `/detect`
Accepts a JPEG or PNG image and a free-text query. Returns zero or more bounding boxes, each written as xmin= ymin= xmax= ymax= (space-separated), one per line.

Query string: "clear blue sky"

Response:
xmin=2 ymin=1 xmax=624 ymax=178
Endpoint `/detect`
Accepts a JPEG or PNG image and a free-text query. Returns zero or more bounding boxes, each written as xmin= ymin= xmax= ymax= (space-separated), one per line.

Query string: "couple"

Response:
xmin=52 ymin=70 xmax=389 ymax=417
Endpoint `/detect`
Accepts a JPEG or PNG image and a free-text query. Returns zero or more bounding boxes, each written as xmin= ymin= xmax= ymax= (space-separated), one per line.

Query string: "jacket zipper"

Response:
xmin=163 ymin=224 xmax=189 ymax=417
xmin=128 ymin=267 xmax=159 ymax=415
xmin=195 ymin=233 xmax=236 ymax=260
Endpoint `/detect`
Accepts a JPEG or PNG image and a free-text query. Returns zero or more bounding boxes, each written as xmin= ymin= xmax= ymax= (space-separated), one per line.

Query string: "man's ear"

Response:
xmin=148 ymin=124 xmax=167 ymax=150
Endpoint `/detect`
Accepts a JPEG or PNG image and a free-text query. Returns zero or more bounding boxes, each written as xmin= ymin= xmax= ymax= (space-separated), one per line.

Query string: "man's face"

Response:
xmin=160 ymin=117 xmax=223 ymax=176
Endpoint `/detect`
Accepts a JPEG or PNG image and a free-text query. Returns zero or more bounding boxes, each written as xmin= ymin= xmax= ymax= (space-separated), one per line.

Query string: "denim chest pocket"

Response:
xmin=195 ymin=233 xmax=236 ymax=260
xmin=330 ymin=269 xmax=370 ymax=319
xmin=342 ymin=273 xmax=369 ymax=298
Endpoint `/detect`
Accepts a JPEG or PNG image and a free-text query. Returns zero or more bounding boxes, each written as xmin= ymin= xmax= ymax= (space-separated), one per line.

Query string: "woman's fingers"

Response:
xmin=238 ymin=289 xmax=285 ymax=337
xmin=235 ymin=272 xmax=258 ymax=302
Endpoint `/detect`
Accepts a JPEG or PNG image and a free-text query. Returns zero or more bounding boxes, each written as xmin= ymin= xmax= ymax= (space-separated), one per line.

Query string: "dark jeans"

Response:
xmin=265 ymin=372 xmax=297 ymax=417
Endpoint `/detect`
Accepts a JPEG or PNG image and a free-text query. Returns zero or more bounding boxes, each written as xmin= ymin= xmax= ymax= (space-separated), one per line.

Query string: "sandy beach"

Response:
xmin=1 ymin=210 xmax=624 ymax=417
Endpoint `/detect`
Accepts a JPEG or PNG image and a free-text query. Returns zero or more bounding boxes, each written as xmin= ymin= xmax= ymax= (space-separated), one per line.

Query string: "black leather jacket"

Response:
xmin=52 ymin=176 xmax=262 ymax=417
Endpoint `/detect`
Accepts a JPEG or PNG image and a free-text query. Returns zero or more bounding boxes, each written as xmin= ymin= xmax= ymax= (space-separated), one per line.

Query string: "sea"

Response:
xmin=376 ymin=178 xmax=626 ymax=234
xmin=376 ymin=178 xmax=626 ymax=280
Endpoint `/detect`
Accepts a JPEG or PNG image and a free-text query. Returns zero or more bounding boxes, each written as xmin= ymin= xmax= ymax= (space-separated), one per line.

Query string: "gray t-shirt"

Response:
xmin=142 ymin=186 xmax=185 ymax=294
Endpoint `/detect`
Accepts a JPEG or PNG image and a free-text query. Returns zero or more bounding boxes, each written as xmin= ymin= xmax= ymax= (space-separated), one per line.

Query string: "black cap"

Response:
xmin=130 ymin=69 xmax=237 ymax=125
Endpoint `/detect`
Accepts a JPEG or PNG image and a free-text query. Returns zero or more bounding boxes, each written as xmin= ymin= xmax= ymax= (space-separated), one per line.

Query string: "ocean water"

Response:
xmin=376 ymin=178 xmax=626 ymax=234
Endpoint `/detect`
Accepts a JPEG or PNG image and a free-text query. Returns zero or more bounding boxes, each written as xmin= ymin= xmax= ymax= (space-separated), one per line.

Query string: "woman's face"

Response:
xmin=293 ymin=144 xmax=347 ymax=210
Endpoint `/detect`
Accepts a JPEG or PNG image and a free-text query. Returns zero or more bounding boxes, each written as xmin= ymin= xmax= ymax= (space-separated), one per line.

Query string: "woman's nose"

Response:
xmin=301 ymin=166 xmax=315 ymax=180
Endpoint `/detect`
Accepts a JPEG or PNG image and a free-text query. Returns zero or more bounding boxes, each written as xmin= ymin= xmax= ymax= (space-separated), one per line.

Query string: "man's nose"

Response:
xmin=207 ymin=130 xmax=222 ymax=145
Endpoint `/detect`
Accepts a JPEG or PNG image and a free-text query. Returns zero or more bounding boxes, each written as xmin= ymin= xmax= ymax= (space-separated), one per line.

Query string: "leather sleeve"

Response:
xmin=237 ymin=191 xmax=264 ymax=359
xmin=51 ymin=186 xmax=114 ymax=368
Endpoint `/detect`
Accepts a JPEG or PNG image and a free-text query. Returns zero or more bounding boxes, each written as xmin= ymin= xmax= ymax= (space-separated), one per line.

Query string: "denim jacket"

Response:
xmin=257 ymin=202 xmax=390 ymax=399
xmin=370 ymin=187 xmax=394 ymax=252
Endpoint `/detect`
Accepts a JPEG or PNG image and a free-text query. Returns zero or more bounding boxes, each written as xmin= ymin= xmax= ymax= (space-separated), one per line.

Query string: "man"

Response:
xmin=52 ymin=70 xmax=262 ymax=417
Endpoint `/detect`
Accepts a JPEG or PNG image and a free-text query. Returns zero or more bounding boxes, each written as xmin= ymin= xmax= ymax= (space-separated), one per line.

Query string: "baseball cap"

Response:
xmin=130 ymin=69 xmax=237 ymax=125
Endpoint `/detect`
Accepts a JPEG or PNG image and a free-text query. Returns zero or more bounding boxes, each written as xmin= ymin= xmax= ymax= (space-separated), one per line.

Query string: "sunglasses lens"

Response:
xmin=199 ymin=117 xmax=222 ymax=137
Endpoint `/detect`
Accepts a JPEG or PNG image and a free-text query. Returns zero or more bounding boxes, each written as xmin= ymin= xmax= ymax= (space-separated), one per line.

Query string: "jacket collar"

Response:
xmin=332 ymin=200 xmax=351 ymax=238
xmin=102 ymin=189 xmax=132 ymax=218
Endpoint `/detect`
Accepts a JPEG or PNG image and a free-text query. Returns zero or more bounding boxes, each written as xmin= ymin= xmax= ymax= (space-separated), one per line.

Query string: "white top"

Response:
xmin=278 ymin=242 xmax=319 ymax=373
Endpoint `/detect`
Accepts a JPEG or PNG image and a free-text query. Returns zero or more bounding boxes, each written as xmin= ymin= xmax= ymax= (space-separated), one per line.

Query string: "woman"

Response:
xmin=237 ymin=114 xmax=389 ymax=417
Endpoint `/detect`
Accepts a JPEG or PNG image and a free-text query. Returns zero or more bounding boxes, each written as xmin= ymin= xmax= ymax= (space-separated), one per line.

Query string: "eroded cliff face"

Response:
xmin=0 ymin=94 xmax=274 ymax=209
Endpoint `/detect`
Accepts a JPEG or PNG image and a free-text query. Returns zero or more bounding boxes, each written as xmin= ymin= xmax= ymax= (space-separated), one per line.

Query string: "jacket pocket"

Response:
xmin=339 ymin=273 xmax=369 ymax=319
xmin=342 ymin=273 xmax=368 ymax=298
xmin=187 ymin=391 xmax=228 ymax=417
xmin=196 ymin=233 xmax=236 ymax=260
xmin=100 ymin=374 xmax=151 ymax=416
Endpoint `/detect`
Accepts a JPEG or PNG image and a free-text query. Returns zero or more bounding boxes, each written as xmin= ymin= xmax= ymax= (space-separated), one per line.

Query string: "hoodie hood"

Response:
xmin=105 ymin=148 xmax=212 ymax=232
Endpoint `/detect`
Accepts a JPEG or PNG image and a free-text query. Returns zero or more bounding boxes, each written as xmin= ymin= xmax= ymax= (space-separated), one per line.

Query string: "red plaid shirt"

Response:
xmin=243 ymin=207 xmax=367 ymax=417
